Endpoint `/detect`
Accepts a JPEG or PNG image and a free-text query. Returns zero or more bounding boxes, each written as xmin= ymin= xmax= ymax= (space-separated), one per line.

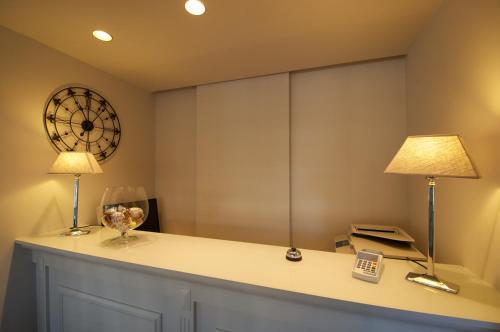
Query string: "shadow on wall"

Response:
xmin=0 ymin=245 xmax=36 ymax=332
xmin=32 ymin=196 xmax=66 ymax=235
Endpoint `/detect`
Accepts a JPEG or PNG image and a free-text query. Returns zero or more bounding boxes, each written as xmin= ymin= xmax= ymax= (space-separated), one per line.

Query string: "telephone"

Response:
xmin=352 ymin=249 xmax=383 ymax=283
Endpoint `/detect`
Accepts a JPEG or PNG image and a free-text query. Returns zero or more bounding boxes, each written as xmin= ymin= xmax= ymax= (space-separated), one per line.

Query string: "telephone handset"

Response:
xmin=352 ymin=249 xmax=383 ymax=283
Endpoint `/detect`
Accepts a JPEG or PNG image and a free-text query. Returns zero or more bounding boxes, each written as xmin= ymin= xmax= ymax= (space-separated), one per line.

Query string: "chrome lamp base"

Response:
xmin=286 ymin=247 xmax=302 ymax=261
xmin=63 ymin=227 xmax=90 ymax=237
xmin=406 ymin=272 xmax=459 ymax=294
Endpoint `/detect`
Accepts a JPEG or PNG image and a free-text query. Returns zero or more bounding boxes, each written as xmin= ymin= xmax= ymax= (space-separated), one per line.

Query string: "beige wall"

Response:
xmin=0 ymin=27 xmax=155 ymax=329
xmin=155 ymin=59 xmax=408 ymax=250
xmin=406 ymin=0 xmax=500 ymax=289
xmin=291 ymin=58 xmax=408 ymax=250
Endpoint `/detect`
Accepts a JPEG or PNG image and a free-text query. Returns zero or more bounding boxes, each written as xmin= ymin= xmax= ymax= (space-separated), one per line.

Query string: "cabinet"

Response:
xmin=17 ymin=228 xmax=500 ymax=332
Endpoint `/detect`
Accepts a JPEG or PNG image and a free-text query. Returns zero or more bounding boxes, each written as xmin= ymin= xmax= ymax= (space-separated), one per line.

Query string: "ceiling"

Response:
xmin=0 ymin=0 xmax=441 ymax=92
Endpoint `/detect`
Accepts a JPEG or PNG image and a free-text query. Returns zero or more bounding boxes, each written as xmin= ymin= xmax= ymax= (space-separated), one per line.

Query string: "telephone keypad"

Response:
xmin=352 ymin=250 xmax=383 ymax=283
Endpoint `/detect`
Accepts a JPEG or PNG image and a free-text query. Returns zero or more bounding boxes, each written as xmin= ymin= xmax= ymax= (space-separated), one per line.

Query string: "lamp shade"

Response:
xmin=49 ymin=152 xmax=103 ymax=174
xmin=384 ymin=135 xmax=479 ymax=178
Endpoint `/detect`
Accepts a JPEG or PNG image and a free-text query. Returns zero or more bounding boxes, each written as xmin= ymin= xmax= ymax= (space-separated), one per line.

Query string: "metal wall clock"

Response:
xmin=43 ymin=86 xmax=121 ymax=163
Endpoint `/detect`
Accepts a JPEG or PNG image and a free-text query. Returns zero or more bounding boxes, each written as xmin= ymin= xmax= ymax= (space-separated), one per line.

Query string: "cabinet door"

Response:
xmin=41 ymin=254 xmax=193 ymax=332
xmin=193 ymin=284 xmax=457 ymax=332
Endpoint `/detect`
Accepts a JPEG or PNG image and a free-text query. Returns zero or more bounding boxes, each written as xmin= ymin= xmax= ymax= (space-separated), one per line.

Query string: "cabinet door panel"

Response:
xmin=60 ymin=287 xmax=161 ymax=332
xmin=196 ymin=302 xmax=322 ymax=332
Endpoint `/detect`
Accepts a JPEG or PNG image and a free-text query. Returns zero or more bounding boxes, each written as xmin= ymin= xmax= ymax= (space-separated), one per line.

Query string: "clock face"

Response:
xmin=43 ymin=86 xmax=121 ymax=162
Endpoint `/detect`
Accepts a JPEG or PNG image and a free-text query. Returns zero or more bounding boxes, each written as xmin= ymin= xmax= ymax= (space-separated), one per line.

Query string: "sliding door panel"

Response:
xmin=196 ymin=74 xmax=290 ymax=245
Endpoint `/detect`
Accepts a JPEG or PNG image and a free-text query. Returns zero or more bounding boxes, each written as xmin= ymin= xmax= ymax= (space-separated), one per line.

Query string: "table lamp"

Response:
xmin=385 ymin=135 xmax=479 ymax=294
xmin=49 ymin=152 xmax=103 ymax=236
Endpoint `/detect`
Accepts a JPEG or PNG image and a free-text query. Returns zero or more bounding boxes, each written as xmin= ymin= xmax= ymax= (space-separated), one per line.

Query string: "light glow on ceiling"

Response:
xmin=92 ymin=30 xmax=113 ymax=42
xmin=185 ymin=0 xmax=205 ymax=16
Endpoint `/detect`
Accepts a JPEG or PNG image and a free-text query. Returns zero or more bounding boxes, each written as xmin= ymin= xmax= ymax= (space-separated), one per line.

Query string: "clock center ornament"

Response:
xmin=43 ymin=86 xmax=121 ymax=163
xmin=81 ymin=120 xmax=94 ymax=132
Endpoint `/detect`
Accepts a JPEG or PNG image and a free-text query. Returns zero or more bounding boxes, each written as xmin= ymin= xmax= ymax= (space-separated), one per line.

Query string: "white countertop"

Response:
xmin=16 ymin=227 xmax=500 ymax=325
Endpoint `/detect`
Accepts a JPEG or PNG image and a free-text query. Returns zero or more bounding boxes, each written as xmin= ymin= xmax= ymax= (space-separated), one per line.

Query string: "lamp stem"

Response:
xmin=63 ymin=174 xmax=90 ymax=236
xmin=405 ymin=176 xmax=459 ymax=293
xmin=427 ymin=176 xmax=436 ymax=277
xmin=72 ymin=174 xmax=80 ymax=230
xmin=285 ymin=78 xmax=301 ymax=261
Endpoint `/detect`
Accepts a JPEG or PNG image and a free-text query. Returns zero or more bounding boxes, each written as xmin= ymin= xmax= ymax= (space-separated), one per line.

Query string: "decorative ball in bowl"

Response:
xmin=100 ymin=186 xmax=149 ymax=242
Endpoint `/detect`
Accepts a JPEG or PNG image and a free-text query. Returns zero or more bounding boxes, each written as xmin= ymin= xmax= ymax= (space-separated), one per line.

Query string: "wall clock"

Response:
xmin=43 ymin=86 xmax=121 ymax=163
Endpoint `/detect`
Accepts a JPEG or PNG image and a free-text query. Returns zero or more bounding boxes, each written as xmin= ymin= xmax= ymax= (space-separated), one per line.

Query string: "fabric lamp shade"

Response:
xmin=384 ymin=135 xmax=479 ymax=179
xmin=49 ymin=152 xmax=103 ymax=174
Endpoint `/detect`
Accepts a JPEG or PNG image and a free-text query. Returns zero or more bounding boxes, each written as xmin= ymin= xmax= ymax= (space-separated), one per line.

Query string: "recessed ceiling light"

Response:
xmin=92 ymin=30 xmax=113 ymax=42
xmin=185 ymin=0 xmax=205 ymax=15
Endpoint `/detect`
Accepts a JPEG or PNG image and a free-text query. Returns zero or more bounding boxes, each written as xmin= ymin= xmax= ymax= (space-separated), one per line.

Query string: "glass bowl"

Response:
xmin=100 ymin=186 xmax=149 ymax=242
